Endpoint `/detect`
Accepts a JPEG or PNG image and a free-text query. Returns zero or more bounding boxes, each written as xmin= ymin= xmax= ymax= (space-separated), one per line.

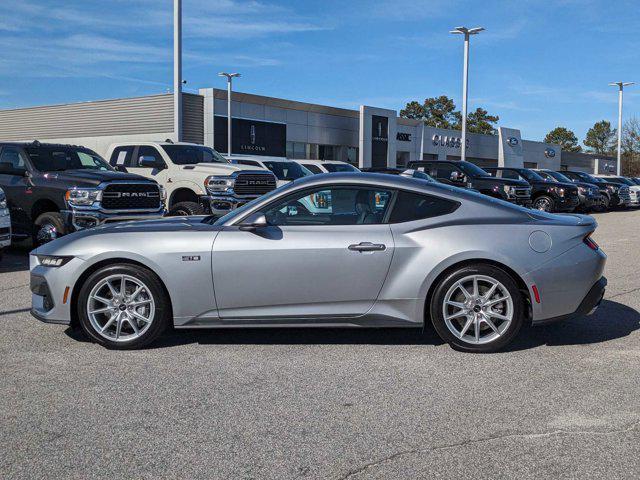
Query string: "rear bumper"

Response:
xmin=533 ymin=277 xmax=607 ymax=326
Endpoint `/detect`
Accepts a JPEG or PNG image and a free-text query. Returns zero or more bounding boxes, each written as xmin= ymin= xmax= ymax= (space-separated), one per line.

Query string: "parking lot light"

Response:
xmin=450 ymin=26 xmax=485 ymax=162
xmin=219 ymin=72 xmax=241 ymax=157
xmin=608 ymin=81 xmax=634 ymax=176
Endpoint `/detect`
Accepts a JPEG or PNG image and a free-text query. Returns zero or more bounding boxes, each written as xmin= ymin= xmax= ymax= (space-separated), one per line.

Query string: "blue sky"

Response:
xmin=0 ymin=0 xmax=637 ymax=144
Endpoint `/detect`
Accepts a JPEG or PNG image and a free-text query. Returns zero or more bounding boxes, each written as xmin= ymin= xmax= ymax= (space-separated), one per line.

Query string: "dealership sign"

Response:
xmin=214 ymin=116 xmax=286 ymax=157
xmin=507 ymin=137 xmax=519 ymax=147
xmin=432 ymin=134 xmax=469 ymax=149
xmin=371 ymin=116 xmax=389 ymax=168
xmin=544 ymin=148 xmax=556 ymax=158
xmin=396 ymin=132 xmax=412 ymax=142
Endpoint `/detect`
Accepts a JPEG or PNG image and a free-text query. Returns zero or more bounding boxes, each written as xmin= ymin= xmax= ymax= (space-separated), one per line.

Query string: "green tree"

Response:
xmin=399 ymin=95 xmax=460 ymax=129
xmin=400 ymin=96 xmax=499 ymax=134
xmin=622 ymin=117 xmax=640 ymax=176
xmin=584 ymin=120 xmax=616 ymax=154
xmin=544 ymin=127 xmax=582 ymax=152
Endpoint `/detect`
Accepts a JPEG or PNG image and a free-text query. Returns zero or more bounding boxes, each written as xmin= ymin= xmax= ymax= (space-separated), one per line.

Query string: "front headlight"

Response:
xmin=502 ymin=185 xmax=513 ymax=194
xmin=65 ymin=188 xmax=102 ymax=206
xmin=159 ymin=185 xmax=167 ymax=202
xmin=556 ymin=187 xmax=565 ymax=197
xmin=205 ymin=175 xmax=235 ymax=194
xmin=607 ymin=184 xmax=618 ymax=193
xmin=37 ymin=255 xmax=73 ymax=267
xmin=578 ymin=186 xmax=586 ymax=195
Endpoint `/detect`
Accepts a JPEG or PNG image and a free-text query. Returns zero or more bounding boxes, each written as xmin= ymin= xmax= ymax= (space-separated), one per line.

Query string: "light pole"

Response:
xmin=450 ymin=26 xmax=484 ymax=162
xmin=218 ymin=72 xmax=241 ymax=157
xmin=608 ymin=81 xmax=634 ymax=176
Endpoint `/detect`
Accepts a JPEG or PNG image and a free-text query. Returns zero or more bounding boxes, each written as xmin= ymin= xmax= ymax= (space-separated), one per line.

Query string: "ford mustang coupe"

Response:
xmin=30 ymin=173 xmax=607 ymax=352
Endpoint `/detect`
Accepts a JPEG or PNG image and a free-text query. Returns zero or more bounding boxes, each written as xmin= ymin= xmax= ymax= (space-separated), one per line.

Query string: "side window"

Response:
xmin=0 ymin=147 xmax=28 ymax=173
xmin=258 ymin=187 xmax=392 ymax=226
xmin=135 ymin=146 xmax=162 ymax=168
xmin=435 ymin=163 xmax=457 ymax=180
xmin=302 ymin=164 xmax=323 ymax=174
xmin=110 ymin=146 xmax=134 ymax=167
xmin=500 ymin=170 xmax=520 ymax=180
xmin=389 ymin=191 xmax=459 ymax=223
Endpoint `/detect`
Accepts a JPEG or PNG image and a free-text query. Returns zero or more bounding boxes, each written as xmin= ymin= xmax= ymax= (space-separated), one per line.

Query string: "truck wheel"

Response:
xmin=77 ymin=264 xmax=170 ymax=349
xmin=33 ymin=212 xmax=66 ymax=246
xmin=601 ymin=195 xmax=611 ymax=211
xmin=168 ymin=201 xmax=205 ymax=217
xmin=429 ymin=264 xmax=525 ymax=353
xmin=532 ymin=195 xmax=554 ymax=212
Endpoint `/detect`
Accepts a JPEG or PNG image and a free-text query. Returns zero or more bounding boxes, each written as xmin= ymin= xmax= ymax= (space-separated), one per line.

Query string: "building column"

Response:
xmin=199 ymin=88 xmax=215 ymax=148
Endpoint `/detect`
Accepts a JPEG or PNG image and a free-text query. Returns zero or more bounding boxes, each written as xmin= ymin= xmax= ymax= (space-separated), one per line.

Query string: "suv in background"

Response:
xmin=597 ymin=176 xmax=640 ymax=207
xmin=0 ymin=142 xmax=165 ymax=244
xmin=407 ymin=160 xmax=532 ymax=206
xmin=106 ymin=142 xmax=278 ymax=217
xmin=534 ymin=169 xmax=605 ymax=212
xmin=485 ymin=167 xmax=580 ymax=212
xmin=560 ymin=170 xmax=630 ymax=210
xmin=229 ymin=156 xmax=313 ymax=187
xmin=295 ymin=160 xmax=360 ymax=174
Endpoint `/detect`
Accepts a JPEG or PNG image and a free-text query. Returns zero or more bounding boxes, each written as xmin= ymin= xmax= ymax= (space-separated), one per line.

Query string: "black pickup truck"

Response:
xmin=0 ymin=142 xmax=165 ymax=245
xmin=407 ymin=160 xmax=532 ymax=206
xmin=484 ymin=167 xmax=580 ymax=212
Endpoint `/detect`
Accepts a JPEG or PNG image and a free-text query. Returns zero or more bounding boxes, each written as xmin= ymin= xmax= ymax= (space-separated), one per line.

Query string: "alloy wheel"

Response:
xmin=87 ymin=274 xmax=155 ymax=342
xmin=442 ymin=274 xmax=514 ymax=345
xmin=533 ymin=197 xmax=552 ymax=212
xmin=36 ymin=223 xmax=58 ymax=244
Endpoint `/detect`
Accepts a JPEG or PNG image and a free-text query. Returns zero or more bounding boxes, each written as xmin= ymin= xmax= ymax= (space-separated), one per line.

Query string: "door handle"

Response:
xmin=348 ymin=242 xmax=386 ymax=252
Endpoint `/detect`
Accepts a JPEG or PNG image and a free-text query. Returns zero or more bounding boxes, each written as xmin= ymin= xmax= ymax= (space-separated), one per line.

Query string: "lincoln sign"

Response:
xmin=214 ymin=116 xmax=287 ymax=157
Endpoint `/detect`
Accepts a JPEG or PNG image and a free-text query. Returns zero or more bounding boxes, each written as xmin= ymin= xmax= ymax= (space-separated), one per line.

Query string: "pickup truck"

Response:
xmin=0 ymin=142 xmax=165 ymax=245
xmin=408 ymin=160 xmax=532 ymax=206
xmin=105 ymin=142 xmax=278 ymax=216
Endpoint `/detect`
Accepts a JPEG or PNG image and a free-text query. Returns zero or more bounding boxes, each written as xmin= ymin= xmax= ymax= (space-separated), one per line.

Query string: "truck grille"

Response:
xmin=619 ymin=186 xmax=631 ymax=204
xmin=514 ymin=187 xmax=531 ymax=198
xmin=233 ymin=173 xmax=277 ymax=197
xmin=101 ymin=183 xmax=161 ymax=210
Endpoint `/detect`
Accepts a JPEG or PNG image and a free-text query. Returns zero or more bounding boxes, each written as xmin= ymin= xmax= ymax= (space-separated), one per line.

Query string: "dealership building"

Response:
xmin=0 ymin=88 xmax=612 ymax=173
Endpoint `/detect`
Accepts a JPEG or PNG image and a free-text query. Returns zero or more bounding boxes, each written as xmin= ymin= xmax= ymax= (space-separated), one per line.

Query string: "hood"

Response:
xmin=531 ymin=180 xmax=578 ymax=190
xmin=33 ymin=216 xmax=220 ymax=256
xmin=569 ymin=181 xmax=599 ymax=190
xmin=480 ymin=177 xmax=530 ymax=187
xmin=41 ymin=169 xmax=152 ymax=187
xmin=181 ymin=162 xmax=268 ymax=174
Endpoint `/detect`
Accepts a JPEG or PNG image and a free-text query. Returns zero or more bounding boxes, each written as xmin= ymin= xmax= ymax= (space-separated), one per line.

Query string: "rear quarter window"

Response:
xmin=389 ymin=190 xmax=459 ymax=223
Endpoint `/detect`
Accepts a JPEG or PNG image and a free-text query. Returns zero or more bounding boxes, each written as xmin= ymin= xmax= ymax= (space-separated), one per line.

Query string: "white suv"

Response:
xmin=294 ymin=160 xmax=360 ymax=174
xmin=105 ymin=142 xmax=278 ymax=216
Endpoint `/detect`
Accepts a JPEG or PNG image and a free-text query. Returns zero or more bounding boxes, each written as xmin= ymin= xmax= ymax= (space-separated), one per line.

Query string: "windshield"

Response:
xmin=323 ymin=163 xmax=359 ymax=173
xmin=161 ymin=145 xmax=228 ymax=165
xmin=608 ymin=177 xmax=635 ymax=186
xmin=544 ymin=171 xmax=572 ymax=183
xmin=26 ymin=147 xmax=112 ymax=172
xmin=518 ymin=169 xmax=545 ymax=182
xmin=262 ymin=161 xmax=311 ymax=180
xmin=458 ymin=162 xmax=490 ymax=177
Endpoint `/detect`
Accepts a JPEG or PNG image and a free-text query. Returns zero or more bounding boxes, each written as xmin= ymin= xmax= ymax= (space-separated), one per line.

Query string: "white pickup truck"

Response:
xmin=105 ymin=141 xmax=278 ymax=216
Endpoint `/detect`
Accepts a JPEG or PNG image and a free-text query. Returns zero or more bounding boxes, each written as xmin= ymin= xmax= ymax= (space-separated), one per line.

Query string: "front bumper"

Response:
xmin=204 ymin=195 xmax=259 ymax=216
xmin=63 ymin=207 xmax=166 ymax=231
xmin=0 ymin=211 xmax=10 ymax=249
xmin=556 ymin=194 xmax=580 ymax=212
xmin=578 ymin=193 xmax=605 ymax=210
xmin=533 ymin=277 xmax=607 ymax=326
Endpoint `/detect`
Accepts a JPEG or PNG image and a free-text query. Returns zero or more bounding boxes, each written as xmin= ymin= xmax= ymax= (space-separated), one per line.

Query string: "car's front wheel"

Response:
xmin=77 ymin=264 xmax=170 ymax=349
xmin=532 ymin=195 xmax=554 ymax=212
xmin=430 ymin=264 xmax=525 ymax=353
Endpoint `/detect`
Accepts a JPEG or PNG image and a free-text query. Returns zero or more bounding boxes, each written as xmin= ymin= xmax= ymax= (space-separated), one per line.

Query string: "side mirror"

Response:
xmin=139 ymin=156 xmax=164 ymax=169
xmin=114 ymin=165 xmax=128 ymax=173
xmin=238 ymin=212 xmax=268 ymax=231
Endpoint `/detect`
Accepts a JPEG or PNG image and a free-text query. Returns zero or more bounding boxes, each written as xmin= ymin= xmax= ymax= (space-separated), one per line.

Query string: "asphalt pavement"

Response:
xmin=1 ymin=210 xmax=639 ymax=479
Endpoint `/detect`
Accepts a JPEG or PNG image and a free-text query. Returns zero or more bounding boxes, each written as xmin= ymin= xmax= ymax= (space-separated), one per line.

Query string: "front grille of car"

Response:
xmin=101 ymin=183 xmax=161 ymax=211
xmin=514 ymin=187 xmax=531 ymax=198
xmin=619 ymin=186 xmax=631 ymax=203
xmin=233 ymin=173 xmax=277 ymax=197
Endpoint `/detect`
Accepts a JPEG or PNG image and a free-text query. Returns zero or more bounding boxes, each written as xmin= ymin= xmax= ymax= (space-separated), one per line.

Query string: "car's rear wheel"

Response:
xmin=532 ymin=195 xmax=554 ymax=212
xmin=168 ymin=201 xmax=205 ymax=217
xmin=430 ymin=264 xmax=525 ymax=353
xmin=77 ymin=264 xmax=170 ymax=349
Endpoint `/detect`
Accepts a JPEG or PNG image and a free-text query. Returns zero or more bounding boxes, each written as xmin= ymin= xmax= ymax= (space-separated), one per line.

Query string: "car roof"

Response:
xmin=297 ymin=160 xmax=351 ymax=165
xmin=0 ymin=141 xmax=93 ymax=150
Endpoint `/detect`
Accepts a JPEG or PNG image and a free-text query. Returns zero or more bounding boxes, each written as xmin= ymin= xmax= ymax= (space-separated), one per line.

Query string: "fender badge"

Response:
xmin=182 ymin=255 xmax=201 ymax=262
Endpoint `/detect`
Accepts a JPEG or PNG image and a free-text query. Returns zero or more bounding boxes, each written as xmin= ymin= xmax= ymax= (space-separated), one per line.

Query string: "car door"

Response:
xmin=211 ymin=185 xmax=395 ymax=320
xmin=0 ymin=146 xmax=32 ymax=235
xmin=126 ymin=146 xmax=169 ymax=185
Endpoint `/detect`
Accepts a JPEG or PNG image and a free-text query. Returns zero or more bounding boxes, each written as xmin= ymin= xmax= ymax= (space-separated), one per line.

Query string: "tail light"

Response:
xmin=584 ymin=232 xmax=599 ymax=251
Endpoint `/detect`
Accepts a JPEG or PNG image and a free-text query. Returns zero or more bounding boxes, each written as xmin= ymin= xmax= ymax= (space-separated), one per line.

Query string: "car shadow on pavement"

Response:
xmin=504 ymin=299 xmax=640 ymax=352
xmin=0 ymin=246 xmax=31 ymax=274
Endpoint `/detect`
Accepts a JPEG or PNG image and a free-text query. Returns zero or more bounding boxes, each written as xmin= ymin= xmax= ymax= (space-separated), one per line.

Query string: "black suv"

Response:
xmin=484 ymin=167 xmax=579 ymax=212
xmin=556 ymin=170 xmax=629 ymax=210
xmin=407 ymin=160 xmax=532 ymax=206
xmin=0 ymin=142 xmax=165 ymax=244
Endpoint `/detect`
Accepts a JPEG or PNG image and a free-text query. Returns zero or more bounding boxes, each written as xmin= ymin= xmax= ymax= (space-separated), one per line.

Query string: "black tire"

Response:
xmin=33 ymin=211 xmax=66 ymax=246
xmin=601 ymin=195 xmax=611 ymax=211
xmin=77 ymin=264 xmax=170 ymax=349
xmin=532 ymin=195 xmax=555 ymax=212
xmin=167 ymin=201 xmax=205 ymax=217
xmin=429 ymin=264 xmax=525 ymax=353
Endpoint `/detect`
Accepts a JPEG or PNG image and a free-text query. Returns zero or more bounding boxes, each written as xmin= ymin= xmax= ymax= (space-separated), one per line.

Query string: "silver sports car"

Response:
xmin=30 ymin=173 xmax=607 ymax=352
